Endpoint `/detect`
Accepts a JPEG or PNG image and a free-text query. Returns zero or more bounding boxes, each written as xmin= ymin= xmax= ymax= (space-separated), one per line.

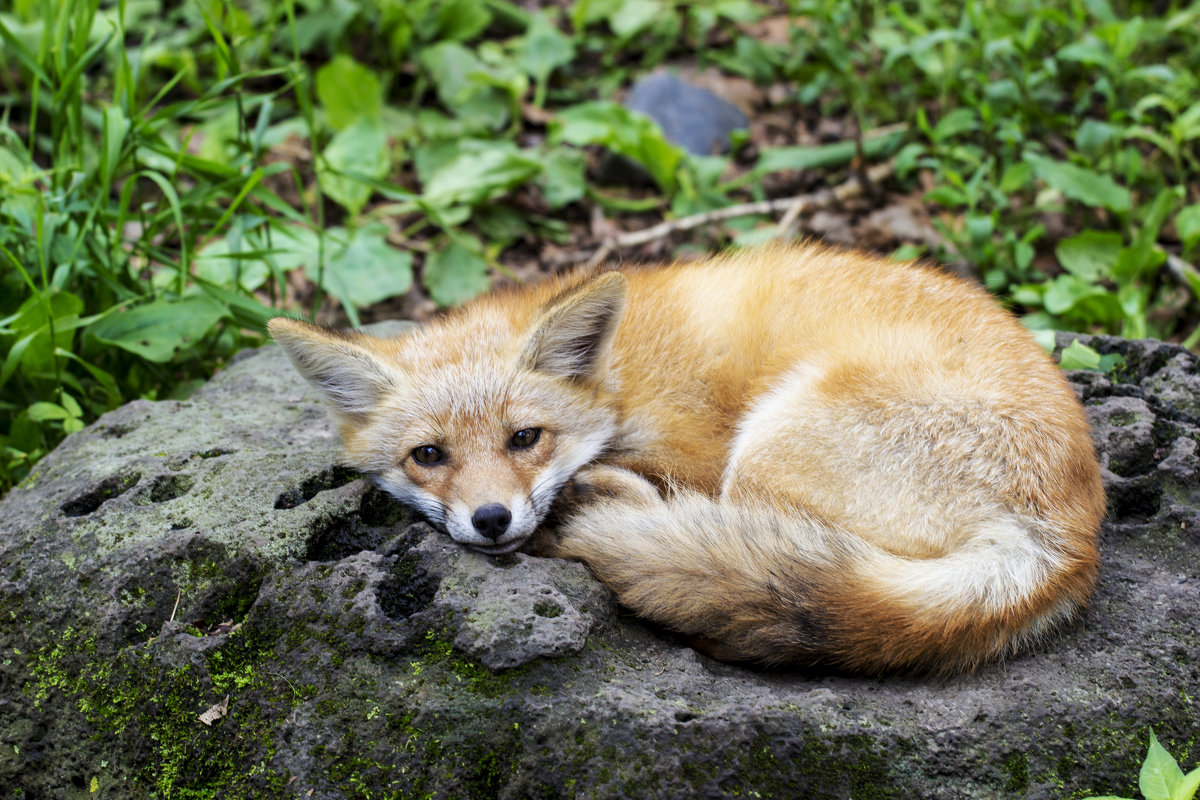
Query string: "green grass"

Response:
xmin=2 ymin=0 xmax=1199 ymax=494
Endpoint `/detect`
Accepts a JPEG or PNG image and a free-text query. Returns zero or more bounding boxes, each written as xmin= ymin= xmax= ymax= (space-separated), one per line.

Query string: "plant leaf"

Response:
xmin=1140 ymin=730 xmax=1183 ymax=800
xmin=85 ymin=295 xmax=228 ymax=363
xmin=316 ymin=55 xmax=383 ymax=130
xmin=320 ymin=224 xmax=414 ymax=311
xmin=421 ymin=140 xmax=542 ymax=207
xmin=423 ymin=239 xmax=491 ymax=307
xmin=610 ymin=0 xmax=661 ymax=37
xmin=1178 ymin=765 xmax=1200 ymax=800
xmin=1025 ymin=153 xmax=1131 ymax=214
xmin=1175 ymin=204 xmax=1200 ymax=253
xmin=541 ymin=148 xmax=588 ymax=208
xmin=1059 ymin=339 xmax=1103 ymax=371
xmin=1056 ymin=231 xmax=1122 ymax=281
xmin=25 ymin=402 xmax=71 ymax=422
xmin=320 ymin=118 xmax=391 ymax=215
xmin=518 ymin=13 xmax=575 ymax=86
xmin=552 ymin=101 xmax=683 ymax=193
xmin=419 ymin=42 xmax=511 ymax=130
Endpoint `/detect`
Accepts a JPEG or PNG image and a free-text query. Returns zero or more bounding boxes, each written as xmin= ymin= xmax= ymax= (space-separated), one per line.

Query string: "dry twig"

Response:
xmin=595 ymin=161 xmax=894 ymax=254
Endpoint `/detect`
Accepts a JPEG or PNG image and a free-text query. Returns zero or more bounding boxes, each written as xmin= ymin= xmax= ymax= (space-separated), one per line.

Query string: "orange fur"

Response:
xmin=270 ymin=243 xmax=1104 ymax=673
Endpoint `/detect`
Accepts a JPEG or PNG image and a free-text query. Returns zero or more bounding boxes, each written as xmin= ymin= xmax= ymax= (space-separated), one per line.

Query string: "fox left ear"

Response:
xmin=521 ymin=272 xmax=628 ymax=382
xmin=268 ymin=317 xmax=399 ymax=418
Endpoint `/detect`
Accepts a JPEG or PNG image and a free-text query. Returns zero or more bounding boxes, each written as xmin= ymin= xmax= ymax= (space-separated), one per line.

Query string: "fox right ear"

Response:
xmin=268 ymin=318 xmax=398 ymax=417
xmin=521 ymin=272 xmax=628 ymax=383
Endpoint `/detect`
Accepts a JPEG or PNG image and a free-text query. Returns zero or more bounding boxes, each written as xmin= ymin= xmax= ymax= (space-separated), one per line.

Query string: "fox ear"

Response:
xmin=268 ymin=317 xmax=398 ymax=417
xmin=521 ymin=272 xmax=628 ymax=382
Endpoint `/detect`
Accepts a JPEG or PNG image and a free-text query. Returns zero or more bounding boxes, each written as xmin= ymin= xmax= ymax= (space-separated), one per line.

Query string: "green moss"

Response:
xmin=1003 ymin=751 xmax=1029 ymax=793
xmin=29 ymin=620 xmax=300 ymax=798
xmin=414 ymin=629 xmax=530 ymax=699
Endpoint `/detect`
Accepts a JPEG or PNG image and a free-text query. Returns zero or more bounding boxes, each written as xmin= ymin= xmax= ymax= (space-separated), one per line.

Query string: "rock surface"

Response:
xmin=1 ymin=327 xmax=1198 ymax=799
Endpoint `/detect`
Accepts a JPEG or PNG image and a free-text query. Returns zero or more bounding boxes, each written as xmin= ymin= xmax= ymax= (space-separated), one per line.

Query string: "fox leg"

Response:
xmin=525 ymin=465 xmax=663 ymax=558
xmin=569 ymin=464 xmax=665 ymax=507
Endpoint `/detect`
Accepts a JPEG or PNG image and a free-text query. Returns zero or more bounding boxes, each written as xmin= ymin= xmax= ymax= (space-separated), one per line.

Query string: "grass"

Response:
xmin=1 ymin=0 xmax=1199 ymax=494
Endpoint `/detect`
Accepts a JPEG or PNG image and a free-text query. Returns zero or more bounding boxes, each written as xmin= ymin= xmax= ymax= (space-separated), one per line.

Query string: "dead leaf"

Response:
xmin=199 ymin=695 xmax=230 ymax=726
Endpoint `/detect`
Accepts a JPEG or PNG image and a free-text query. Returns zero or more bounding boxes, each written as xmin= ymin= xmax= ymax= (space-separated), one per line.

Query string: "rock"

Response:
xmin=2 ymin=329 xmax=1198 ymax=798
xmin=598 ymin=72 xmax=749 ymax=187
xmin=625 ymin=72 xmax=749 ymax=156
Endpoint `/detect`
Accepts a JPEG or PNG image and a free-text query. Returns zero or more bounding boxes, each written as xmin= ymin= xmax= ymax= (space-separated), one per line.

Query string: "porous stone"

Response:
xmin=0 ymin=328 xmax=1197 ymax=799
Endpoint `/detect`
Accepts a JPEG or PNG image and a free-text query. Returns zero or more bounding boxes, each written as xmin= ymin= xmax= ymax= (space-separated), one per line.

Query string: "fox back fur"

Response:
xmin=270 ymin=243 xmax=1104 ymax=674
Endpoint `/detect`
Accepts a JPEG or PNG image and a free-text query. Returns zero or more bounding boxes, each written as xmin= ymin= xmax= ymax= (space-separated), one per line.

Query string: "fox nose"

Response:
xmin=471 ymin=503 xmax=512 ymax=540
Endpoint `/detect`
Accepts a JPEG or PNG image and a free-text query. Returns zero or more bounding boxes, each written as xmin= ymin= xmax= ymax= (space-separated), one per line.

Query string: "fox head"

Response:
xmin=269 ymin=272 xmax=627 ymax=554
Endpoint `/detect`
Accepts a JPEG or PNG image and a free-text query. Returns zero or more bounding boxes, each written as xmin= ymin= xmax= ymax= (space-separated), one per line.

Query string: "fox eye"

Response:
xmin=411 ymin=445 xmax=444 ymax=465
xmin=510 ymin=427 xmax=541 ymax=449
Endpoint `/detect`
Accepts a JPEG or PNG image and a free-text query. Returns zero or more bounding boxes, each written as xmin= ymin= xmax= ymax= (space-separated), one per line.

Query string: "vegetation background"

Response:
xmin=1 ymin=0 xmax=1199 ymax=495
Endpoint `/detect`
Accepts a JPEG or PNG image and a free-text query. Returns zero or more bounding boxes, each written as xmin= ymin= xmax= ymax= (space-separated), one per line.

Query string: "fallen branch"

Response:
xmin=594 ymin=161 xmax=894 ymax=257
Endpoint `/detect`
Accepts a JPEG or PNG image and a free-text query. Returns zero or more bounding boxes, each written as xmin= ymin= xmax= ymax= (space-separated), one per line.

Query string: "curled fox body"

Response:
xmin=270 ymin=244 xmax=1104 ymax=673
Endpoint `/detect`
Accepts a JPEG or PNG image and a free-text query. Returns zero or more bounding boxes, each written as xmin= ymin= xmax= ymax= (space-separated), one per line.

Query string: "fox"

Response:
xmin=268 ymin=242 xmax=1105 ymax=673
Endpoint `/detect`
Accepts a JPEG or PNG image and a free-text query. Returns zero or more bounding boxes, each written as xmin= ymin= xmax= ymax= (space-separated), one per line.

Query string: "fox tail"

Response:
xmin=553 ymin=493 xmax=1098 ymax=673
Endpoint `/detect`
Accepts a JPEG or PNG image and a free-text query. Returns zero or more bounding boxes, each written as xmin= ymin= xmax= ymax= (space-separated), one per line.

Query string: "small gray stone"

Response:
xmin=624 ymin=72 xmax=748 ymax=156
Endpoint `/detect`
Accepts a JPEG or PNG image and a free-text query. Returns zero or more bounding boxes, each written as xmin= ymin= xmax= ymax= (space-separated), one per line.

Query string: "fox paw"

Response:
xmin=567 ymin=464 xmax=664 ymax=508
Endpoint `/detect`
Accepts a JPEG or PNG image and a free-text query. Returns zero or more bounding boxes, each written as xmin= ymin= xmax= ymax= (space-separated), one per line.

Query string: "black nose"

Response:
xmin=471 ymin=503 xmax=512 ymax=540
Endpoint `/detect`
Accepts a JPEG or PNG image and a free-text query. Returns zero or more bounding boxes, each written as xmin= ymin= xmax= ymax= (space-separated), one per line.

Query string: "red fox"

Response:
xmin=269 ymin=243 xmax=1104 ymax=673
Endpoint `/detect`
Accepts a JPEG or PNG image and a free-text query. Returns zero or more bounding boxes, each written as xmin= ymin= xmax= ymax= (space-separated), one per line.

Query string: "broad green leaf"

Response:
xmin=553 ymin=101 xmax=683 ymax=192
xmin=1178 ymin=765 xmax=1200 ymax=800
xmin=424 ymin=239 xmax=491 ymax=307
xmin=59 ymin=393 xmax=82 ymax=418
xmin=999 ymin=162 xmax=1032 ymax=194
xmin=541 ymin=148 xmax=588 ymax=208
xmin=518 ymin=13 xmax=575 ymax=87
xmin=195 ymin=238 xmax=271 ymax=292
xmin=316 ymin=55 xmax=383 ymax=130
xmin=422 ymin=141 xmax=542 ymax=208
xmin=1056 ymin=231 xmax=1122 ymax=281
xmin=931 ymin=108 xmax=977 ymax=142
xmin=1175 ymin=204 xmax=1200 ymax=252
xmin=1025 ymin=153 xmax=1131 ymax=214
xmin=1140 ymin=730 xmax=1183 ymax=800
xmin=428 ymin=0 xmax=492 ymax=41
xmin=1043 ymin=274 xmax=1112 ymax=316
xmin=1057 ymin=37 xmax=1109 ymax=66
xmin=419 ymin=42 xmax=511 ymax=130
xmin=1 ymin=293 xmax=83 ymax=387
xmin=573 ymin=0 xmax=624 ymax=28
xmin=1059 ymin=340 xmax=1102 ymax=371
xmin=263 ymin=225 xmax=323 ymax=273
xmin=320 ymin=118 xmax=391 ymax=215
xmin=319 ymin=224 xmax=414 ymax=312
xmin=1029 ymin=328 xmax=1058 ymax=353
xmin=25 ymin=402 xmax=70 ymax=422
xmin=86 ymin=295 xmax=228 ymax=363
xmin=610 ymin=0 xmax=661 ymax=37
xmin=1076 ymin=119 xmax=1120 ymax=154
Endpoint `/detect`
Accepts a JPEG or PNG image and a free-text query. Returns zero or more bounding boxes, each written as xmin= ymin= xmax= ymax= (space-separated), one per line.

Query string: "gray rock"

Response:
xmin=625 ymin=72 xmax=748 ymax=156
xmin=1 ymin=329 xmax=1198 ymax=798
